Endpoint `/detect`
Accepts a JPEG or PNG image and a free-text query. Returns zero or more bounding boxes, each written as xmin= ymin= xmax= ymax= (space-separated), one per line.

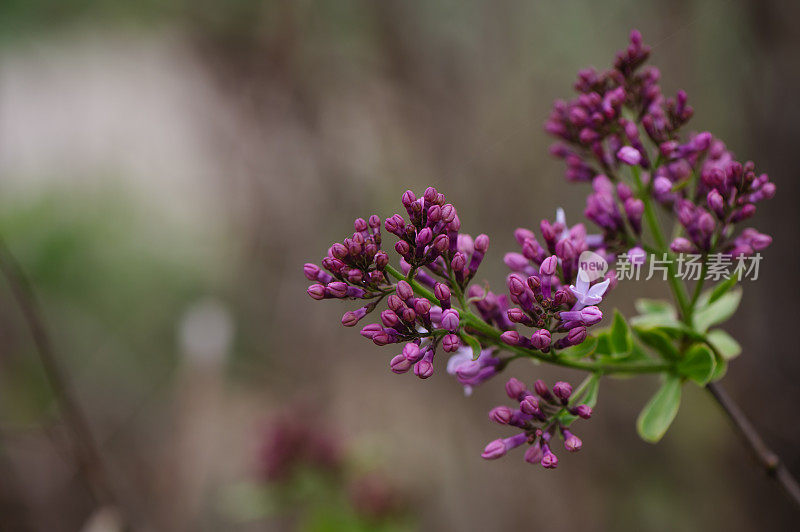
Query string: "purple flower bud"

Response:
xmin=617 ymin=146 xmax=642 ymax=166
xmin=616 ymin=182 xmax=633 ymax=202
xmin=624 ymin=198 xmax=644 ymax=231
xmin=354 ymin=217 xmax=368 ymax=232
xmin=474 ymin=234 xmax=490 ymax=253
xmin=505 ymin=377 xmax=527 ymax=400
xmin=401 ymin=308 xmax=416 ymax=324
xmin=401 ymin=190 xmax=416 ymax=208
xmin=540 ymin=255 xmax=558 ymax=276
xmin=670 ymin=237 xmax=694 ymax=254
xmin=520 ymin=395 xmax=540 ymax=416
xmin=396 ymin=280 xmax=413 ymax=300
xmin=627 ymin=246 xmax=646 ymax=266
xmin=380 ymin=309 xmax=400 ymax=328
xmin=414 ymin=360 xmax=434 ymax=379
xmin=386 ymin=295 xmax=404 ymax=313
xmin=403 ymin=343 xmax=422 ymax=362
xmin=540 ymin=448 xmax=558 ymax=469
xmin=504 ymin=252 xmax=530 ymax=272
xmin=732 ymin=204 xmax=756 ymax=222
xmin=307 ymin=284 xmax=326 ymax=300
xmin=433 ymin=234 xmax=449 ymax=253
xmin=416 ymin=227 xmax=433 ymax=246
xmin=428 ymin=283 xmax=448 ymax=303
xmin=573 ymin=405 xmax=592 ymax=419
xmin=442 ymin=334 xmax=460 ymax=352
xmin=440 ymin=204 xmax=456 ymax=223
xmin=489 ymin=406 xmax=513 ymax=425
xmin=451 ymin=252 xmax=467 ymax=272
xmin=506 ymin=274 xmax=526 ymax=297
xmin=565 ymin=326 xmax=587 ymax=346
xmin=342 ymin=307 xmax=368 ymax=327
xmin=331 ymin=243 xmax=348 ymax=259
xmin=555 ymin=238 xmax=575 ymax=260
xmin=580 ymin=306 xmax=603 ymax=325
xmin=514 ymin=228 xmax=536 ymax=246
xmin=659 ymin=140 xmax=679 ymax=157
xmin=390 ymin=354 xmax=412 ymax=374
xmin=707 ymin=189 xmax=725 ymax=217
xmin=540 ymin=220 xmax=557 ymax=244
xmin=562 ymin=430 xmax=582 ymax=452
xmin=507 ymin=308 xmax=531 ymax=325
xmin=653 ymin=176 xmax=672 ymax=196
xmin=744 ymin=229 xmax=772 ymax=250
xmin=360 ymin=323 xmax=382 ymax=339
xmin=395 ymin=240 xmax=410 ymax=256
xmin=441 ymin=309 xmax=460 ymax=332
xmin=303 ymin=263 xmax=321 ymax=281
xmin=534 ymin=380 xmax=552 ymax=400
xmin=531 ymin=329 xmax=551 ymax=350
xmin=424 ymin=186 xmax=438 ymax=203
xmin=481 ymin=439 xmax=507 ymax=460
xmin=501 ymin=331 xmax=521 ymax=346
xmin=697 ymin=211 xmax=715 ymax=236
xmin=457 ymin=234 xmax=474 ymax=255
xmin=414 ymin=298 xmax=431 ymax=316
xmin=524 ymin=442 xmax=543 ymax=465
xmin=553 ymin=381 xmax=573 ymax=403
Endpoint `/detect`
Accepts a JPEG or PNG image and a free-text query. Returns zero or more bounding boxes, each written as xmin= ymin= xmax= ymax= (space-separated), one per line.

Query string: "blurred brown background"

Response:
xmin=0 ymin=0 xmax=798 ymax=530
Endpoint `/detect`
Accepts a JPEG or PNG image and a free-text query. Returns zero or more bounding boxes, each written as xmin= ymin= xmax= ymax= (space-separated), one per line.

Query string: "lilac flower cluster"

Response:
xmin=305 ymin=215 xmax=390 ymax=312
xmin=385 ymin=188 xmax=489 ymax=288
xmin=302 ymin=29 xmax=781 ymax=476
xmin=502 ymin=210 xmax=612 ymax=352
xmin=482 ymin=378 xmax=592 ymax=469
xmin=306 ymin=187 xmax=495 ymax=382
xmin=547 ymin=30 xmax=774 ymax=258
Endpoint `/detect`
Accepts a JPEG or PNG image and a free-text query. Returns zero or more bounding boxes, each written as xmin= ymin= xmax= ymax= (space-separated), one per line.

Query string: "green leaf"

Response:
xmin=706 ymin=329 xmax=741 ymax=360
xmin=610 ymin=310 xmax=632 ymax=356
xmin=710 ymin=359 xmax=728 ymax=382
xmin=692 ymin=289 xmax=742 ymax=333
xmin=575 ymin=373 xmax=601 ymax=408
xmin=460 ymin=332 xmax=482 ymax=360
xmin=598 ymin=343 xmax=653 ymax=374
xmin=677 ymin=344 xmax=716 ymax=385
xmin=594 ymin=332 xmax=612 ymax=357
xmin=707 ymin=275 xmax=739 ymax=306
xmin=634 ymin=327 xmax=679 ymax=361
xmin=636 ymin=375 xmax=682 ymax=443
xmin=630 ymin=312 xmax=683 ymax=330
xmin=558 ymin=336 xmax=598 ymax=359
xmin=634 ymin=298 xmax=676 ymax=318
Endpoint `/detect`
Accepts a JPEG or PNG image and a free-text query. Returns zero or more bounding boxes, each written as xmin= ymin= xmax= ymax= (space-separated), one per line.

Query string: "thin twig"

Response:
xmin=706 ymin=381 xmax=800 ymax=508
xmin=0 ymin=238 xmax=115 ymax=507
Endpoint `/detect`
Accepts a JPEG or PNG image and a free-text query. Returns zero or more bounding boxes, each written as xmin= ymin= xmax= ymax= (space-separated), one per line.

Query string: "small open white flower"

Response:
xmin=568 ymin=275 xmax=610 ymax=310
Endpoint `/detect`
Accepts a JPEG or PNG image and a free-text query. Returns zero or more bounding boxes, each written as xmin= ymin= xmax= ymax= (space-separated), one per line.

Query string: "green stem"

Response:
xmin=630 ymin=166 xmax=691 ymax=318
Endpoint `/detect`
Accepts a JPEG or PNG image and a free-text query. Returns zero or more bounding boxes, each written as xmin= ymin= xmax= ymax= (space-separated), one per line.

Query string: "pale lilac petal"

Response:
xmin=586 ymin=278 xmax=610 ymax=300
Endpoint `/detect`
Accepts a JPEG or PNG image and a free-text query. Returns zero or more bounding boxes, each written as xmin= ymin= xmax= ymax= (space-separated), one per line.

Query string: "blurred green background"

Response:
xmin=0 ymin=1 xmax=798 ymax=530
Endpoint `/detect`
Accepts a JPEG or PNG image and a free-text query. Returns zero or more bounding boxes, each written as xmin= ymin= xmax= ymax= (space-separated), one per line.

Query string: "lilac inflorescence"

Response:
xmin=306 ymin=187 xmax=499 ymax=385
xmin=546 ymin=29 xmax=774 ymax=258
xmin=481 ymin=378 xmax=592 ymax=469
xmin=501 ymin=210 xmax=611 ymax=353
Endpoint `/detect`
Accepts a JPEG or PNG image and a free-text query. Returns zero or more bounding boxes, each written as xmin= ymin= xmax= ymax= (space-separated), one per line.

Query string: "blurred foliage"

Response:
xmin=0 ymin=182 xmax=218 ymax=424
xmin=219 ymin=469 xmax=414 ymax=532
